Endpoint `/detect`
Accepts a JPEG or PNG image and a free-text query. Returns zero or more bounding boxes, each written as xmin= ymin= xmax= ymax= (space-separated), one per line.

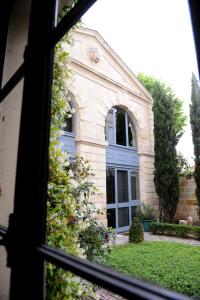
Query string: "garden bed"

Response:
xmin=150 ymin=222 xmax=200 ymax=239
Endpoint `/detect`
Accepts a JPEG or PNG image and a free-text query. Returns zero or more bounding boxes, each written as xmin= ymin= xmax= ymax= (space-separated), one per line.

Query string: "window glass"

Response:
xmin=115 ymin=108 xmax=126 ymax=146
xmin=117 ymin=170 xmax=128 ymax=203
xmin=64 ymin=101 xmax=74 ymax=133
xmin=128 ymin=117 xmax=136 ymax=147
xmin=131 ymin=206 xmax=137 ymax=221
xmin=118 ymin=207 xmax=129 ymax=227
xmin=105 ymin=109 xmax=115 ymax=143
xmin=131 ymin=175 xmax=137 ymax=200
xmin=107 ymin=208 xmax=116 ymax=228
xmin=106 ymin=168 xmax=115 ymax=204
xmin=65 ymin=116 xmax=73 ymax=132
xmin=105 ymin=107 xmax=137 ymax=147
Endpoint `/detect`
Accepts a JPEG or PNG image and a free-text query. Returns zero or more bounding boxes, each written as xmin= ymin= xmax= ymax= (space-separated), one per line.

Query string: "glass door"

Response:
xmin=106 ymin=167 xmax=140 ymax=232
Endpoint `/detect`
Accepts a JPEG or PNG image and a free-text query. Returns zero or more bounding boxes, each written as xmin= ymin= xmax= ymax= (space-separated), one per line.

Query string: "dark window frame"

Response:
xmin=0 ymin=1 xmax=198 ymax=299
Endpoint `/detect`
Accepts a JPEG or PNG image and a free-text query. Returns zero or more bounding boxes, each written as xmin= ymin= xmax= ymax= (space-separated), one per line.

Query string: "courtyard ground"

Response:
xmin=99 ymin=233 xmax=200 ymax=300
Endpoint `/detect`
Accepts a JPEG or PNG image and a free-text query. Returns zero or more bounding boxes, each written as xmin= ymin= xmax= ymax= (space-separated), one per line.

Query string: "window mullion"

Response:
xmin=113 ymin=108 xmax=117 ymax=144
xmin=9 ymin=1 xmax=56 ymax=299
xmin=115 ymin=168 xmax=118 ymax=231
xmin=128 ymin=170 xmax=132 ymax=225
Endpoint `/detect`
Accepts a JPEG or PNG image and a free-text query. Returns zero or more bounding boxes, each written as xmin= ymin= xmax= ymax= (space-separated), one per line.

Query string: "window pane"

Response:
xmin=117 ymin=170 xmax=128 ymax=203
xmin=63 ymin=101 xmax=75 ymax=133
xmin=131 ymin=206 xmax=137 ymax=221
xmin=105 ymin=109 xmax=115 ymax=143
xmin=64 ymin=116 xmax=73 ymax=132
xmin=128 ymin=117 xmax=136 ymax=147
xmin=118 ymin=207 xmax=129 ymax=227
xmin=107 ymin=208 xmax=116 ymax=228
xmin=131 ymin=175 xmax=137 ymax=200
xmin=115 ymin=108 xmax=126 ymax=146
xmin=106 ymin=168 xmax=115 ymax=204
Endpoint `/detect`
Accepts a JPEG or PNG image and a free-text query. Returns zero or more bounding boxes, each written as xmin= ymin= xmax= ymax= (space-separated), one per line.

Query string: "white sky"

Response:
xmin=82 ymin=0 xmax=199 ymax=165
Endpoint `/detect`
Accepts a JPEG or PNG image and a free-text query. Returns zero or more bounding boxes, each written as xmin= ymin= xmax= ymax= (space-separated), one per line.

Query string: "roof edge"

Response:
xmin=72 ymin=26 xmax=153 ymax=102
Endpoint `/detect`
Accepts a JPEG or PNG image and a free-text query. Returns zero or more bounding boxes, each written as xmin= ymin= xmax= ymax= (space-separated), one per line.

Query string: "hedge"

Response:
xmin=150 ymin=222 xmax=200 ymax=239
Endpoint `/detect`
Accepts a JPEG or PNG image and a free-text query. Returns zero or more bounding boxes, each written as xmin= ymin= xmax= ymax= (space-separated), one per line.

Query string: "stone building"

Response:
xmin=61 ymin=27 xmax=157 ymax=232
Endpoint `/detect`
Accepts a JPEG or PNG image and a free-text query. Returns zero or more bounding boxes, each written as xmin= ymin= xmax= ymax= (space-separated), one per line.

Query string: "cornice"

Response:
xmin=139 ymin=151 xmax=154 ymax=157
xmin=76 ymin=138 xmax=107 ymax=149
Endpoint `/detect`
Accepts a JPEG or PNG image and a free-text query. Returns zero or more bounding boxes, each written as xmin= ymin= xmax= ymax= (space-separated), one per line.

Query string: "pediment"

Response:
xmin=68 ymin=27 xmax=152 ymax=102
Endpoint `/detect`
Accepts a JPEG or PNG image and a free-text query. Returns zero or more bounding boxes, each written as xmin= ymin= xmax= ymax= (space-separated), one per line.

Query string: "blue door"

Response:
xmin=106 ymin=167 xmax=140 ymax=233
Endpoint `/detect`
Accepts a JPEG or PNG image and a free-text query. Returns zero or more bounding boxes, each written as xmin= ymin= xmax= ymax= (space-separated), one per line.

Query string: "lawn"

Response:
xmin=106 ymin=241 xmax=200 ymax=298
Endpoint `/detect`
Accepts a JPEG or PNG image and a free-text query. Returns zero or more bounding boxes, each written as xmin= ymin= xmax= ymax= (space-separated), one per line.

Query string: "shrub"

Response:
xmin=129 ymin=217 xmax=144 ymax=243
xmin=136 ymin=202 xmax=156 ymax=220
xmin=79 ymin=221 xmax=113 ymax=263
xmin=150 ymin=222 xmax=200 ymax=239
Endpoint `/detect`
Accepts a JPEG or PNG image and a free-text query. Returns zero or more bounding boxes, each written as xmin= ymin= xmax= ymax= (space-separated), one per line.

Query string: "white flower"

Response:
xmin=70 ymin=179 xmax=78 ymax=189
xmin=68 ymin=169 xmax=74 ymax=178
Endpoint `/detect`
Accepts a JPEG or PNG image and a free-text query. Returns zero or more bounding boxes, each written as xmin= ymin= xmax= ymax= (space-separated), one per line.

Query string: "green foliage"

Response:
xmin=79 ymin=222 xmax=113 ymax=263
xmin=190 ymin=73 xmax=200 ymax=219
xmin=177 ymin=152 xmax=193 ymax=178
xmin=150 ymin=222 xmax=200 ymax=239
xmin=138 ymin=73 xmax=186 ymax=222
xmin=136 ymin=202 xmax=156 ymax=220
xmin=46 ymin=6 xmax=109 ymax=299
xmin=138 ymin=72 xmax=187 ymax=143
xmin=106 ymin=242 xmax=200 ymax=298
xmin=129 ymin=217 xmax=144 ymax=243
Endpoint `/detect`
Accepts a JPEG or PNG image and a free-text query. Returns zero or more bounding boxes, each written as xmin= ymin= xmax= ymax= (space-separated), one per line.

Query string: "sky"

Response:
xmin=82 ymin=0 xmax=199 ymax=165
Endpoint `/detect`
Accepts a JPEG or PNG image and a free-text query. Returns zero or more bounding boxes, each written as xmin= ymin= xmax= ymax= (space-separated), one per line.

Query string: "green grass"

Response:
xmin=106 ymin=241 xmax=200 ymax=298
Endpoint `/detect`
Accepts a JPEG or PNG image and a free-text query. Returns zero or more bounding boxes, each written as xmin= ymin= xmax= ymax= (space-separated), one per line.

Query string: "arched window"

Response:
xmin=105 ymin=107 xmax=136 ymax=147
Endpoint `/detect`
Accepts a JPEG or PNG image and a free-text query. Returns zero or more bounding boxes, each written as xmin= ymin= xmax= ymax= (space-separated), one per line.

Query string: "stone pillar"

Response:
xmin=139 ymin=153 xmax=158 ymax=211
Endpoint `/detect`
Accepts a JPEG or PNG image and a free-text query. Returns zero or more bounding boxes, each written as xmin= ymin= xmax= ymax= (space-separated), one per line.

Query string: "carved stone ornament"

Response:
xmin=88 ymin=47 xmax=100 ymax=64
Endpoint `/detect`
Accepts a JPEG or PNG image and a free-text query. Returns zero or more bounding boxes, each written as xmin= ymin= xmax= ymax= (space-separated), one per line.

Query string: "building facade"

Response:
xmin=62 ymin=27 xmax=157 ymax=232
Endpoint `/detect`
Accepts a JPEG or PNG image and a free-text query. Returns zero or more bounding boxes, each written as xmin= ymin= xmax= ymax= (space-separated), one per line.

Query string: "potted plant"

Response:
xmin=136 ymin=202 xmax=157 ymax=232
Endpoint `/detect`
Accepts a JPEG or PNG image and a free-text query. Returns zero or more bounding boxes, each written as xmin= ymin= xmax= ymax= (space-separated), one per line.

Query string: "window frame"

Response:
xmin=107 ymin=167 xmax=140 ymax=232
xmin=0 ymin=1 xmax=198 ymax=299
xmin=106 ymin=107 xmax=137 ymax=149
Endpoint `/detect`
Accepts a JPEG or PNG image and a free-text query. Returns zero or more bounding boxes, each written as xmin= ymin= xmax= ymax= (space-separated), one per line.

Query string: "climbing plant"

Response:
xmin=46 ymin=7 xmax=110 ymax=300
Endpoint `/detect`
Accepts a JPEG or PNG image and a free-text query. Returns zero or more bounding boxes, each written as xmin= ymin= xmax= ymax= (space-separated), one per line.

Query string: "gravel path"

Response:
xmin=115 ymin=232 xmax=200 ymax=246
xmin=98 ymin=233 xmax=200 ymax=300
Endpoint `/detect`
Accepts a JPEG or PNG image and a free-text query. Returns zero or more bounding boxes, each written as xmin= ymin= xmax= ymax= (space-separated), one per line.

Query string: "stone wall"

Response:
xmin=68 ymin=28 xmax=158 ymax=225
xmin=139 ymin=153 xmax=158 ymax=211
xmin=175 ymin=176 xmax=199 ymax=225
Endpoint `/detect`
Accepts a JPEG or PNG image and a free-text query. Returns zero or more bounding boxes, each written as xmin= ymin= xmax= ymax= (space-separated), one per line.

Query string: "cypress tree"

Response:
xmin=153 ymin=81 xmax=180 ymax=222
xmin=190 ymin=73 xmax=200 ymax=219
xmin=138 ymin=74 xmax=186 ymax=222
